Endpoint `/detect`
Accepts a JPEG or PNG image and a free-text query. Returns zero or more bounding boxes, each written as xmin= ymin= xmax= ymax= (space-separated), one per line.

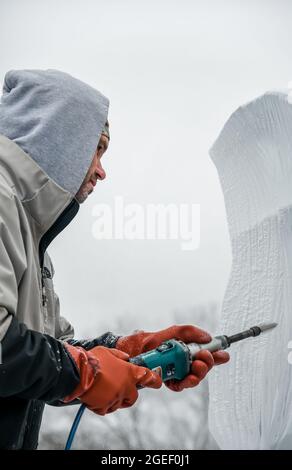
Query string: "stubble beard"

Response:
xmin=75 ymin=182 xmax=93 ymax=204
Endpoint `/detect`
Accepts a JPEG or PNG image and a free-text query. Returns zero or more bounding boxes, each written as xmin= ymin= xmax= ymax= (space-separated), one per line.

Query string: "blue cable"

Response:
xmin=65 ymin=404 xmax=86 ymax=450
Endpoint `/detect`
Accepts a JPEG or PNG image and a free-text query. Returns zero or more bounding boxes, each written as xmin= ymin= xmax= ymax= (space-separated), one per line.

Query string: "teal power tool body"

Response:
xmin=65 ymin=322 xmax=277 ymax=449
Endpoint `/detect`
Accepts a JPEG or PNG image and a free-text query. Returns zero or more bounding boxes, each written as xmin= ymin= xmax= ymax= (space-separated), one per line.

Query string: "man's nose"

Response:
xmin=95 ymin=164 xmax=106 ymax=180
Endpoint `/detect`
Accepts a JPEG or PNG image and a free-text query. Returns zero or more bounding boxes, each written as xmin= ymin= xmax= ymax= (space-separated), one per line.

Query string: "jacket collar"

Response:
xmin=0 ymin=134 xmax=80 ymax=245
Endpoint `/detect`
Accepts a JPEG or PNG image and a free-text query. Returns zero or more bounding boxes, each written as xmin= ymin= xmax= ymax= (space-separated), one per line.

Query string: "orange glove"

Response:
xmin=63 ymin=344 xmax=162 ymax=415
xmin=115 ymin=325 xmax=230 ymax=392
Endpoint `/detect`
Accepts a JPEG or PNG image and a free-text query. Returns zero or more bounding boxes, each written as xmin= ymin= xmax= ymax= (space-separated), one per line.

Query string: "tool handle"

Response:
xmin=129 ymin=356 xmax=147 ymax=368
xmin=129 ymin=339 xmax=191 ymax=382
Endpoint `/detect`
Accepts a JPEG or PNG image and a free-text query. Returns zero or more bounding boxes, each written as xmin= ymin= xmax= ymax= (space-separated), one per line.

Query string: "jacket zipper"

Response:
xmin=41 ymin=269 xmax=48 ymax=307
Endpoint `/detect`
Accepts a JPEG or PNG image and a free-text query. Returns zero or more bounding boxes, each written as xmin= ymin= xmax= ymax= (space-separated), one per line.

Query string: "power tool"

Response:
xmin=129 ymin=322 xmax=277 ymax=382
xmin=65 ymin=322 xmax=277 ymax=450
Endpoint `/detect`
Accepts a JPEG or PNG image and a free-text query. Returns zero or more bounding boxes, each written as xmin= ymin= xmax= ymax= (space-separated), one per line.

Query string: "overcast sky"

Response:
xmin=1 ymin=0 xmax=292 ymax=337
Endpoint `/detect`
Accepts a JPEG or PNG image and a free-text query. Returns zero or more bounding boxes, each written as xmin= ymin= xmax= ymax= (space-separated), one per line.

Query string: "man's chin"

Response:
xmin=75 ymin=183 xmax=95 ymax=203
xmin=75 ymin=191 xmax=89 ymax=204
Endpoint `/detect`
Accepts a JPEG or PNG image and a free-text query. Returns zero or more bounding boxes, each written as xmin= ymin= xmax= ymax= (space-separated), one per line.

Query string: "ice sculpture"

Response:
xmin=208 ymin=90 xmax=292 ymax=449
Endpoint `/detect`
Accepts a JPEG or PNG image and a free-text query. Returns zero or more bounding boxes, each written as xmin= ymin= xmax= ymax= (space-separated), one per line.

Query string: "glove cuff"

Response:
xmin=62 ymin=344 xmax=100 ymax=402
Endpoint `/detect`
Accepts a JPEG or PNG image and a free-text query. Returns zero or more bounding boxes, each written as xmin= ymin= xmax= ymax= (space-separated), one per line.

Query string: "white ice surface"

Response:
xmin=208 ymin=91 xmax=292 ymax=449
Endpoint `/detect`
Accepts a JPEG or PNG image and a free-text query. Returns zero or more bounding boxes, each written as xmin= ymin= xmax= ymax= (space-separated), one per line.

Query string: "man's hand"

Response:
xmin=63 ymin=344 xmax=162 ymax=415
xmin=165 ymin=349 xmax=229 ymax=392
xmin=115 ymin=325 xmax=230 ymax=392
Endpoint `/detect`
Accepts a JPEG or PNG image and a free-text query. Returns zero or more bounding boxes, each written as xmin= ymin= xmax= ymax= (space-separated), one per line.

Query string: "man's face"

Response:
xmin=75 ymin=134 xmax=109 ymax=203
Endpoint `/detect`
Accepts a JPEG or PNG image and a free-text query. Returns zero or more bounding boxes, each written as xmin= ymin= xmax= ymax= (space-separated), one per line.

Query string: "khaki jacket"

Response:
xmin=0 ymin=134 xmax=76 ymax=342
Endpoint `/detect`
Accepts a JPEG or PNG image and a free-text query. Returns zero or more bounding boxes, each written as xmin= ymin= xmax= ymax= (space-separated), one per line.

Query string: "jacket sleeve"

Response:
xmin=1 ymin=316 xmax=80 ymax=401
xmin=0 ymin=191 xmax=80 ymax=402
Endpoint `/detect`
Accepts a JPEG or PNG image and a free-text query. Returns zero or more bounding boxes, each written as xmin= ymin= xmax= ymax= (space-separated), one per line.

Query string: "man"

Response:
xmin=0 ymin=69 xmax=229 ymax=449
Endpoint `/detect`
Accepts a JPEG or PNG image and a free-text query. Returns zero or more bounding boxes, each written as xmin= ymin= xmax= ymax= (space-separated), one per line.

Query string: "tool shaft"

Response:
xmin=227 ymin=326 xmax=261 ymax=345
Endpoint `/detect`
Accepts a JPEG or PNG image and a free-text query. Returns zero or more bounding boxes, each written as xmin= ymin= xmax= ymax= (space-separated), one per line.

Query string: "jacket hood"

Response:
xmin=0 ymin=69 xmax=109 ymax=196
